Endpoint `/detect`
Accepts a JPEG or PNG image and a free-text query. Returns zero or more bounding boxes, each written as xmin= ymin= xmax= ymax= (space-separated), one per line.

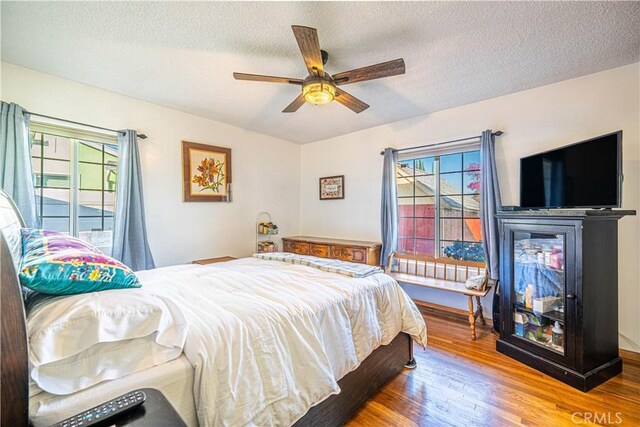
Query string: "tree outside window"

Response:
xmin=397 ymin=151 xmax=483 ymax=262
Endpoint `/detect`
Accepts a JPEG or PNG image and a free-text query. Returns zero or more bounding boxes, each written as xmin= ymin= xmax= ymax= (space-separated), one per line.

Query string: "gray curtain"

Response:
xmin=112 ymin=130 xmax=155 ymax=271
xmin=0 ymin=102 xmax=39 ymax=228
xmin=480 ymin=130 xmax=502 ymax=280
xmin=380 ymin=147 xmax=398 ymax=268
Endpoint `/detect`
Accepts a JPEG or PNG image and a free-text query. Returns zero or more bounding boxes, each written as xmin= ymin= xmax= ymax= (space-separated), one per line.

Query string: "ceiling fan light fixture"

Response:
xmin=302 ymin=80 xmax=336 ymax=105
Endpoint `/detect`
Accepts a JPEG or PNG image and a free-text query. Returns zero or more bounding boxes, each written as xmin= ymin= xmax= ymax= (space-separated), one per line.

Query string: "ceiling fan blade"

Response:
xmin=233 ymin=72 xmax=303 ymax=85
xmin=282 ymin=94 xmax=306 ymax=113
xmin=291 ymin=25 xmax=323 ymax=76
xmin=334 ymin=88 xmax=369 ymax=113
xmin=332 ymin=58 xmax=405 ymax=85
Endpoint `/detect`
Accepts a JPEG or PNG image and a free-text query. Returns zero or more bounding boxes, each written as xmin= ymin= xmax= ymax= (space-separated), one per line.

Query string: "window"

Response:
xmin=30 ymin=127 xmax=118 ymax=255
xmin=397 ymin=150 xmax=483 ymax=261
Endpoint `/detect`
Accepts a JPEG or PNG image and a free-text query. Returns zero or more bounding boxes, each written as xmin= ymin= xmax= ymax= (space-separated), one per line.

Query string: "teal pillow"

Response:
xmin=19 ymin=229 xmax=141 ymax=295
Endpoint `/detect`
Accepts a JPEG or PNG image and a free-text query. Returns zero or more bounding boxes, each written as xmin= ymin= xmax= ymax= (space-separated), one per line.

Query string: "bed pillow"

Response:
xmin=26 ymin=289 xmax=188 ymax=395
xmin=19 ymin=229 xmax=140 ymax=295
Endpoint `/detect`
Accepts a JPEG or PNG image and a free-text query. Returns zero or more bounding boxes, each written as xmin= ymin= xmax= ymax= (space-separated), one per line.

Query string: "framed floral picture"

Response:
xmin=319 ymin=175 xmax=345 ymax=200
xmin=182 ymin=141 xmax=232 ymax=202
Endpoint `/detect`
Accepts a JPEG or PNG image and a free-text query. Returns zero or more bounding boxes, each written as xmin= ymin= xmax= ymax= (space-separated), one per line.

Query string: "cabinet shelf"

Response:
xmin=514 ymin=303 xmax=564 ymax=323
xmin=513 ymin=261 xmax=564 ymax=274
xmin=256 ymin=212 xmax=278 ymax=253
xmin=514 ymin=331 xmax=564 ymax=355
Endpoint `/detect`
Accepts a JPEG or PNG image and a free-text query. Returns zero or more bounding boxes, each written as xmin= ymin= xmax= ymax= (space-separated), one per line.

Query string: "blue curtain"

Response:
xmin=480 ymin=130 xmax=502 ymax=280
xmin=112 ymin=130 xmax=155 ymax=271
xmin=380 ymin=148 xmax=398 ymax=268
xmin=0 ymin=102 xmax=39 ymax=228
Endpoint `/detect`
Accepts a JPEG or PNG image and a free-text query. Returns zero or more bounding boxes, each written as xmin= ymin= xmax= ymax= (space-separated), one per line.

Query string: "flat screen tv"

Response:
xmin=520 ymin=131 xmax=622 ymax=209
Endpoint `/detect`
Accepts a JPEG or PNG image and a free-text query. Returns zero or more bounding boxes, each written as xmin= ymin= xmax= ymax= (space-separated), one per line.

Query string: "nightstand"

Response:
xmin=192 ymin=256 xmax=237 ymax=265
xmin=53 ymin=388 xmax=186 ymax=427
xmin=112 ymin=388 xmax=185 ymax=426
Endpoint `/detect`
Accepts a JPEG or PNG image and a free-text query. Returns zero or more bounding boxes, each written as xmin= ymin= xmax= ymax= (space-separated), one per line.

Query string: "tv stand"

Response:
xmin=496 ymin=209 xmax=635 ymax=391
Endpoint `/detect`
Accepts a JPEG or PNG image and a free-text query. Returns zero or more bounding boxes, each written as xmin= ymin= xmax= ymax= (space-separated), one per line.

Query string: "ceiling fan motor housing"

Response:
xmin=321 ymin=49 xmax=329 ymax=65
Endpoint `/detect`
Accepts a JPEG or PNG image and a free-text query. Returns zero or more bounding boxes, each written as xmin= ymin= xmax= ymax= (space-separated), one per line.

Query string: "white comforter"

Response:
xmin=135 ymin=257 xmax=427 ymax=426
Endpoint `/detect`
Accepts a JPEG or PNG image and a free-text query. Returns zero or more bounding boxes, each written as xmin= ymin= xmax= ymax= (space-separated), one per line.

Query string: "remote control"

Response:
xmin=51 ymin=389 xmax=146 ymax=427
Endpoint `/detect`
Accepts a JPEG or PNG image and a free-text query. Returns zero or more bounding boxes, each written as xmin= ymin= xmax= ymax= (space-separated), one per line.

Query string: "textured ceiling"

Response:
xmin=2 ymin=1 xmax=639 ymax=144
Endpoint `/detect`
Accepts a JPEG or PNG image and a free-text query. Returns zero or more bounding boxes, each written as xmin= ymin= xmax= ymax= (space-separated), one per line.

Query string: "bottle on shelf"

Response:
xmin=525 ymin=284 xmax=534 ymax=309
xmin=258 ymin=221 xmax=279 ymax=235
xmin=552 ymin=321 xmax=564 ymax=347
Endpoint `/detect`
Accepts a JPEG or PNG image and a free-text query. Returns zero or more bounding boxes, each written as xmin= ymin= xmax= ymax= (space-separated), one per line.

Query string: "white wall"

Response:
xmin=1 ymin=62 xmax=301 ymax=267
xmin=300 ymin=63 xmax=640 ymax=352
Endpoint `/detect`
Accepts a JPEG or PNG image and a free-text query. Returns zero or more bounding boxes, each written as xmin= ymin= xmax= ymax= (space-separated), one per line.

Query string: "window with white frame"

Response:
xmin=396 ymin=150 xmax=484 ymax=261
xmin=30 ymin=125 xmax=118 ymax=255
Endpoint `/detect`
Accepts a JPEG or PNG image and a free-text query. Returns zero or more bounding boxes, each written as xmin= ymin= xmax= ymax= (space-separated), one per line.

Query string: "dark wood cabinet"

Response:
xmin=496 ymin=209 xmax=634 ymax=391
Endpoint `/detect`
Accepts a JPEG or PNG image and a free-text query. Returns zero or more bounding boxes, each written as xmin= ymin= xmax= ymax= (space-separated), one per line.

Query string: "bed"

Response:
xmin=0 ymin=189 xmax=427 ymax=426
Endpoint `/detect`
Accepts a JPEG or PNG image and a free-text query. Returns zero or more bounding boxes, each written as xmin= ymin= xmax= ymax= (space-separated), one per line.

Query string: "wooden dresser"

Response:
xmin=282 ymin=236 xmax=382 ymax=266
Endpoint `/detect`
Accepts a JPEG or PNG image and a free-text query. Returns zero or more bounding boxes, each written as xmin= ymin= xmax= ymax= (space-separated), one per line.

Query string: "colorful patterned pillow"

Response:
xmin=19 ymin=229 xmax=141 ymax=295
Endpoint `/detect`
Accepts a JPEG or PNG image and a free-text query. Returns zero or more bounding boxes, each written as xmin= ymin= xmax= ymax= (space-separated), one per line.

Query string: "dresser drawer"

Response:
xmin=351 ymin=248 xmax=367 ymax=263
xmin=309 ymin=244 xmax=330 ymax=258
xmin=285 ymin=241 xmax=309 ymax=255
xmin=330 ymin=246 xmax=367 ymax=264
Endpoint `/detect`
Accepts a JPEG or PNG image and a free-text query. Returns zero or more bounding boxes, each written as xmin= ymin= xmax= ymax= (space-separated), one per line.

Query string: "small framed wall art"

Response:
xmin=319 ymin=175 xmax=345 ymax=200
xmin=182 ymin=141 xmax=232 ymax=202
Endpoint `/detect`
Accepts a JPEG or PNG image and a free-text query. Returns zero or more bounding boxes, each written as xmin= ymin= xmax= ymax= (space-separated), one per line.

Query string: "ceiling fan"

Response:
xmin=233 ymin=25 xmax=405 ymax=113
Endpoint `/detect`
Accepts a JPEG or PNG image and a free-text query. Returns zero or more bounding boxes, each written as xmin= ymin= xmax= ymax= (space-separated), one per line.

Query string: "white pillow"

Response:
xmin=26 ymin=289 xmax=188 ymax=395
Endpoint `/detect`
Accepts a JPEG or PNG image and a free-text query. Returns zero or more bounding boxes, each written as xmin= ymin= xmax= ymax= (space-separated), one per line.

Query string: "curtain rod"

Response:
xmin=23 ymin=111 xmax=147 ymax=139
xmin=379 ymin=131 xmax=503 ymax=155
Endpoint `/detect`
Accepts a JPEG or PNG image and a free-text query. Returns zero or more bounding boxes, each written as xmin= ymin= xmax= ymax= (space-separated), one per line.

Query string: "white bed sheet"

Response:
xmin=29 ymin=355 xmax=198 ymax=427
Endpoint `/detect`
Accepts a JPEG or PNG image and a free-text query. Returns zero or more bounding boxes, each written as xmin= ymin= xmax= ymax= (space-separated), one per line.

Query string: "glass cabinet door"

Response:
xmin=511 ymin=231 xmax=567 ymax=355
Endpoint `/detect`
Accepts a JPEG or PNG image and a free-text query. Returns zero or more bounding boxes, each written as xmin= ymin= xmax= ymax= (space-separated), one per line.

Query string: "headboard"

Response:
xmin=0 ymin=188 xmax=29 ymax=426
xmin=0 ymin=188 xmax=25 ymax=270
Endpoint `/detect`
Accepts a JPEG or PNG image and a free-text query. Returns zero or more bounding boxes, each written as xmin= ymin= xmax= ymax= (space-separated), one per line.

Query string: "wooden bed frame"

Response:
xmin=0 ymin=191 xmax=415 ymax=426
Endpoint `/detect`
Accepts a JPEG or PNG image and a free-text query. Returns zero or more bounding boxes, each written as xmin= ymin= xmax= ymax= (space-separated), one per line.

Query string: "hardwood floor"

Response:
xmin=347 ymin=311 xmax=640 ymax=427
